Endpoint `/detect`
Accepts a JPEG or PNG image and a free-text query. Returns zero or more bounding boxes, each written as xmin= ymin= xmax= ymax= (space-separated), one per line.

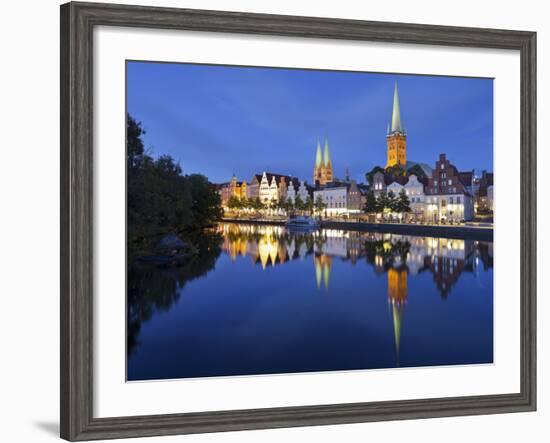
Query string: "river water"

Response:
xmin=127 ymin=222 xmax=493 ymax=381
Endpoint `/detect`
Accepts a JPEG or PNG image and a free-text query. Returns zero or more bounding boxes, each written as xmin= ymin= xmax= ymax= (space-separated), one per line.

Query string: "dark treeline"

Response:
xmin=127 ymin=113 xmax=223 ymax=248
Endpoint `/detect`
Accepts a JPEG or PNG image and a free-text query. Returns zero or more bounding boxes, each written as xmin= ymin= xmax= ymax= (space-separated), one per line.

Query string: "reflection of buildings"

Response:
xmin=218 ymin=223 xmax=492 ymax=301
xmin=218 ymin=223 xmax=492 ymax=365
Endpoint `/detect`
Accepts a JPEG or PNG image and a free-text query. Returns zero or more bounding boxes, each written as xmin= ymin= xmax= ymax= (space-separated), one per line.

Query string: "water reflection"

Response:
xmin=216 ymin=223 xmax=493 ymax=364
xmin=127 ymin=231 xmax=222 ymax=357
xmin=127 ymin=223 xmax=493 ymax=380
xmin=218 ymin=223 xmax=492 ymax=299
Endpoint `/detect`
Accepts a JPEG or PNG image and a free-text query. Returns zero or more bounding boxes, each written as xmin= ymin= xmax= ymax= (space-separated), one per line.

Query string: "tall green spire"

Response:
xmin=323 ymin=139 xmax=331 ymax=166
xmin=315 ymin=140 xmax=323 ymax=168
xmin=391 ymin=81 xmax=403 ymax=134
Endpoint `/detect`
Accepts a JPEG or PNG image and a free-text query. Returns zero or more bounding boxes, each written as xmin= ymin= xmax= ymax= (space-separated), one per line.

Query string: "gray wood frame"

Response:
xmin=60 ymin=1 xmax=536 ymax=440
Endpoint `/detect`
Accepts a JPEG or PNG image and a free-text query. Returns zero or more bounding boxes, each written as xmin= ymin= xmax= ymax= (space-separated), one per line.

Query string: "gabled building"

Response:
xmin=219 ymin=174 xmax=247 ymax=206
xmin=424 ymin=154 xmax=475 ymax=222
xmin=404 ymin=174 xmax=427 ymax=220
xmin=477 ymin=171 xmax=494 ymax=212
xmin=248 ymin=172 xmax=300 ymax=204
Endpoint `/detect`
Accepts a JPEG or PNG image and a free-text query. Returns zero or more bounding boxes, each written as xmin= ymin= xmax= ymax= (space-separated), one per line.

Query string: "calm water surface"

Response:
xmin=127 ymin=223 xmax=493 ymax=381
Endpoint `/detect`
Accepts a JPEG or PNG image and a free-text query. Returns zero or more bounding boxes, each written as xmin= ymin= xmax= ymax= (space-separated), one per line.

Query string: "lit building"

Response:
xmin=386 ymin=82 xmax=407 ymax=168
xmin=313 ymin=139 xmax=333 ymax=186
xmin=403 ymin=174 xmax=426 ymax=221
xmin=296 ymin=180 xmax=311 ymax=202
xmin=477 ymin=171 xmax=494 ymax=212
xmin=425 ymin=154 xmax=475 ymax=222
xmin=219 ymin=174 xmax=247 ymax=206
xmin=248 ymin=172 xmax=300 ymax=204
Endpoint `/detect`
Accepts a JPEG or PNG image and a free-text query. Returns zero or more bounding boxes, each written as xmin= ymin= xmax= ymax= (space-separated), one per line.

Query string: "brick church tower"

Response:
xmin=313 ymin=139 xmax=333 ymax=186
xmin=386 ymin=82 xmax=407 ymax=168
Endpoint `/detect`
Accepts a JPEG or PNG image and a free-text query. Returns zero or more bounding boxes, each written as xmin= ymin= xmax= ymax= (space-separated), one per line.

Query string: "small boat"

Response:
xmin=286 ymin=216 xmax=320 ymax=231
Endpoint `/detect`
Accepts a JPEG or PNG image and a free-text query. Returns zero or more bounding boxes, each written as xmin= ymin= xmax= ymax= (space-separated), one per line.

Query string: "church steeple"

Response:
xmin=313 ymin=138 xmax=333 ymax=186
xmin=386 ymin=81 xmax=407 ymax=168
xmin=315 ymin=140 xmax=322 ymax=168
xmin=323 ymin=139 xmax=331 ymax=167
xmin=391 ymin=81 xmax=404 ymax=134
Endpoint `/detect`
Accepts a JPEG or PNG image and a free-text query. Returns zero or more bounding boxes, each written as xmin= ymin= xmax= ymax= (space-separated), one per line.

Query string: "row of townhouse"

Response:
xmin=371 ymin=154 xmax=476 ymax=222
xmin=219 ymin=172 xmax=313 ymax=206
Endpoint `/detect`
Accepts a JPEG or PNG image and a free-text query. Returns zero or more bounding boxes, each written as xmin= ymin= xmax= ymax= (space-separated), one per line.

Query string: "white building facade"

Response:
xmin=403 ymin=174 xmax=426 ymax=220
xmin=313 ymin=186 xmax=349 ymax=216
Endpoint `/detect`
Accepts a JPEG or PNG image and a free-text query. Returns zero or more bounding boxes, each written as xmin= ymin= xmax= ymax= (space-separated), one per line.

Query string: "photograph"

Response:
xmin=126 ymin=61 xmax=494 ymax=381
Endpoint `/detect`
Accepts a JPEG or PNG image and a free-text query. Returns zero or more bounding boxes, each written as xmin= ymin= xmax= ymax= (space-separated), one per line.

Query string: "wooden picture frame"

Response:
xmin=60 ymin=1 xmax=536 ymax=440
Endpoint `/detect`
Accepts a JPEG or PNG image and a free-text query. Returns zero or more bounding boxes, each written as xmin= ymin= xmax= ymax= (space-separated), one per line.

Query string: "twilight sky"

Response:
xmin=127 ymin=61 xmax=493 ymax=184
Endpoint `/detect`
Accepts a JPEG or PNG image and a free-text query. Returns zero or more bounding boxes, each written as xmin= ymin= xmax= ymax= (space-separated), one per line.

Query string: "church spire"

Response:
xmin=323 ymin=139 xmax=331 ymax=167
xmin=391 ymin=81 xmax=403 ymax=134
xmin=315 ymin=139 xmax=322 ymax=168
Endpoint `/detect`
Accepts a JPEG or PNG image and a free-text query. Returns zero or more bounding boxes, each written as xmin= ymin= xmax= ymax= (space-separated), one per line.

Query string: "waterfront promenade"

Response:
xmin=221 ymin=217 xmax=493 ymax=241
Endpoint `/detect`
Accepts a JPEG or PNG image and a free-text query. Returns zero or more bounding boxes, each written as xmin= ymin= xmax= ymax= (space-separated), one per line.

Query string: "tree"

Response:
xmin=363 ymin=191 xmax=378 ymax=214
xmin=314 ymin=195 xmax=326 ymax=216
xmin=387 ymin=190 xmax=398 ymax=213
xmin=294 ymin=195 xmax=305 ymax=213
xmin=127 ymin=113 xmax=145 ymax=170
xmin=305 ymin=196 xmax=314 ymax=215
xmin=396 ymin=189 xmax=411 ymax=216
xmin=240 ymin=197 xmax=251 ymax=211
xmin=377 ymin=190 xmax=389 ymax=214
xmin=227 ymin=195 xmax=240 ymax=210
xmin=250 ymin=197 xmax=263 ymax=214
xmin=126 ymin=113 xmax=223 ymax=242
xmin=285 ymin=197 xmax=295 ymax=214
xmin=186 ymin=174 xmax=223 ymax=228
xmin=385 ymin=164 xmax=406 ymax=182
xmin=407 ymin=164 xmax=427 ymax=181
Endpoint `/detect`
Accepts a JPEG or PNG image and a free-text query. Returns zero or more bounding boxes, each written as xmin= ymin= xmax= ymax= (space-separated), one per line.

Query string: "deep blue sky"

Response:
xmin=127 ymin=61 xmax=493 ymax=184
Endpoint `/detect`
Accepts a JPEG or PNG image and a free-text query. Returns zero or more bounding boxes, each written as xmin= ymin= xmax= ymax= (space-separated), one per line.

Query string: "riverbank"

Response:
xmin=221 ymin=217 xmax=493 ymax=241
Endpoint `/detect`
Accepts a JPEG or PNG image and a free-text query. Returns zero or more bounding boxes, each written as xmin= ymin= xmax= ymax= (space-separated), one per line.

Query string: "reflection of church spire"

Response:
xmin=315 ymin=257 xmax=322 ymax=289
xmin=387 ymin=267 xmax=408 ymax=364
xmin=323 ymin=259 xmax=331 ymax=291
xmin=314 ymin=255 xmax=332 ymax=291
xmin=392 ymin=301 xmax=405 ymax=364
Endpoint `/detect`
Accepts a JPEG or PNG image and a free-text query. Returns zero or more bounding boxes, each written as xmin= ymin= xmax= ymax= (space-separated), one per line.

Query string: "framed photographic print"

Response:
xmin=60 ymin=1 xmax=536 ymax=441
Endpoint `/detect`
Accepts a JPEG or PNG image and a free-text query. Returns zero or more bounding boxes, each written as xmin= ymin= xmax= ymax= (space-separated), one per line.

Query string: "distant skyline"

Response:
xmin=127 ymin=61 xmax=493 ymax=184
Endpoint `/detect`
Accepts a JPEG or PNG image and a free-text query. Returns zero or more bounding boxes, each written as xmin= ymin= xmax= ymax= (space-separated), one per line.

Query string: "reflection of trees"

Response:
xmin=127 ymin=232 xmax=222 ymax=358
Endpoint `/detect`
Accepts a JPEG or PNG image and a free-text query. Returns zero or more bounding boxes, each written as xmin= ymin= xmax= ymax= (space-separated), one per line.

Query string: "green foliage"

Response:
xmin=304 ymin=196 xmax=314 ymax=215
xmin=363 ymin=190 xmax=378 ymax=214
xmin=407 ymin=164 xmax=427 ymax=180
xmin=127 ymin=113 xmax=222 ymax=243
xmin=284 ymin=197 xmax=295 ymax=213
xmin=396 ymin=189 xmax=411 ymax=214
xmin=385 ymin=164 xmax=407 ymax=182
xmin=250 ymin=197 xmax=263 ymax=212
xmin=227 ymin=195 xmax=241 ymax=210
xmin=377 ymin=190 xmax=389 ymax=213
xmin=314 ymin=195 xmax=327 ymax=214
xmin=294 ymin=195 xmax=305 ymax=212
xmin=386 ymin=190 xmax=398 ymax=212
